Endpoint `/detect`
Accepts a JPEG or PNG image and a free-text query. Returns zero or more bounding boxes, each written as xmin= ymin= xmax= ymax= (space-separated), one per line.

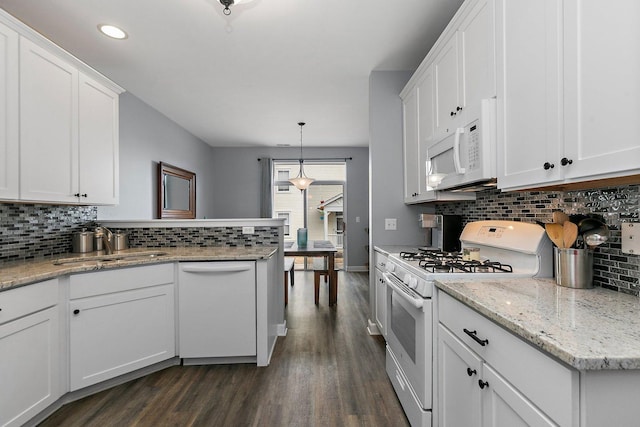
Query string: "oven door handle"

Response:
xmin=382 ymin=272 xmax=424 ymax=309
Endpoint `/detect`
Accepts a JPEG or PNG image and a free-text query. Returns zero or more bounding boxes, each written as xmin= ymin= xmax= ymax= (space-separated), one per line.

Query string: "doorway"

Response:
xmin=273 ymin=161 xmax=346 ymax=270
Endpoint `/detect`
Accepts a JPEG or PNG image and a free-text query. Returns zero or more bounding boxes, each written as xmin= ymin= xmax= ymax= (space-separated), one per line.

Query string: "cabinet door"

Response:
xmin=0 ymin=307 xmax=60 ymax=427
xmin=0 ymin=22 xmax=19 ymax=200
xmin=438 ymin=325 xmax=482 ymax=427
xmin=402 ymin=88 xmax=420 ymax=201
xmin=481 ymin=364 xmax=556 ymax=427
xmin=496 ymin=0 xmax=564 ymax=190
xmin=69 ymin=284 xmax=175 ymax=391
xmin=20 ymin=37 xmax=79 ymax=203
xmin=78 ymin=73 xmax=119 ymax=205
xmin=374 ymin=267 xmax=387 ymax=338
xmin=418 ymin=66 xmax=436 ymax=146
xmin=434 ymin=33 xmax=462 ymax=137
xmin=562 ymin=0 xmax=640 ymax=181
xmin=459 ymin=0 xmax=496 ymax=119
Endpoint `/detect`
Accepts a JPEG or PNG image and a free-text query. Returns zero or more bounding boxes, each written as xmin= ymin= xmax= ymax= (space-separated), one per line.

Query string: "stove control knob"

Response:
xmin=408 ymin=277 xmax=418 ymax=289
xmin=387 ymin=264 xmax=395 ymax=273
xmin=403 ymin=273 xmax=411 ymax=284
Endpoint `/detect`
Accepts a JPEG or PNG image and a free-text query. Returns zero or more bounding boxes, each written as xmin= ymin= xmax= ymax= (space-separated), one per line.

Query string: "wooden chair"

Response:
xmin=284 ymin=257 xmax=295 ymax=306
xmin=312 ymin=258 xmax=336 ymax=305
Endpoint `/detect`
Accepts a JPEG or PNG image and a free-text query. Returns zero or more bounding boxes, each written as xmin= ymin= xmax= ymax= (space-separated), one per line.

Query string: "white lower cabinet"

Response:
xmin=374 ymin=267 xmax=387 ymax=338
xmin=178 ymin=262 xmax=256 ymax=359
xmin=374 ymin=249 xmax=388 ymax=337
xmin=437 ymin=291 xmax=577 ymax=427
xmin=0 ymin=279 xmax=60 ymax=427
xmin=69 ymin=264 xmax=175 ymax=391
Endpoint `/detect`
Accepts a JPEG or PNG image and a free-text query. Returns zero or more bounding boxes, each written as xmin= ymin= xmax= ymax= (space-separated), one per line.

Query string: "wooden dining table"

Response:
xmin=284 ymin=240 xmax=338 ymax=305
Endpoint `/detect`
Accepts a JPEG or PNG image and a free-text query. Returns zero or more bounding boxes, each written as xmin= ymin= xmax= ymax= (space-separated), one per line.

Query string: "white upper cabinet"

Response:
xmin=400 ymin=0 xmax=493 ymax=203
xmin=459 ymin=0 xmax=496 ymax=120
xmin=434 ymin=33 xmax=462 ymax=138
xmin=0 ymin=10 xmax=122 ymax=205
xmin=562 ymin=0 xmax=640 ymax=182
xmin=0 ymin=22 xmax=19 ymax=200
xmin=497 ymin=0 xmax=640 ymax=190
xmin=402 ymin=87 xmax=421 ymax=202
xmin=79 ymin=74 xmax=119 ymax=205
xmin=496 ymin=0 xmax=564 ymax=189
xmin=20 ymin=37 xmax=79 ymax=203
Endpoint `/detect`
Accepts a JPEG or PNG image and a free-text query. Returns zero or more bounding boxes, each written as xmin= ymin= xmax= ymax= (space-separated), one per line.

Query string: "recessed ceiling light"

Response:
xmin=98 ymin=24 xmax=128 ymax=40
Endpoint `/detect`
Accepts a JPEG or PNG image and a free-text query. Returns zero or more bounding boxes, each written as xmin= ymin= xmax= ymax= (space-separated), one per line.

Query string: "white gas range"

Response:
xmin=383 ymin=220 xmax=553 ymax=427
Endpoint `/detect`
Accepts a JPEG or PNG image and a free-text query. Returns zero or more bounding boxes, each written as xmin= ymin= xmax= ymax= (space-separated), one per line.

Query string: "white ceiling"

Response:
xmin=0 ymin=0 xmax=463 ymax=148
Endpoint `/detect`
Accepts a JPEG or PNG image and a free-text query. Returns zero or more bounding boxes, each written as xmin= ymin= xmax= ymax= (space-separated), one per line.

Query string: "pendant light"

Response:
xmin=289 ymin=122 xmax=315 ymax=191
xmin=219 ymin=0 xmax=254 ymax=15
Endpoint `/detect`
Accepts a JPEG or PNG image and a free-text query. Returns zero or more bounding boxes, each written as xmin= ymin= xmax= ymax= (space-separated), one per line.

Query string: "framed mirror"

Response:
xmin=157 ymin=162 xmax=196 ymax=219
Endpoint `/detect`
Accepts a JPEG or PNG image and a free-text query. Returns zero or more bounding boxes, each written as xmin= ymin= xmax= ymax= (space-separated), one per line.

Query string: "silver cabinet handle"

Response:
xmin=181 ymin=265 xmax=252 ymax=273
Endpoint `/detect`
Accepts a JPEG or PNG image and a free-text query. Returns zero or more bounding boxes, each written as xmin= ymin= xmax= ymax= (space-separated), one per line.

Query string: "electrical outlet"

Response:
xmin=242 ymin=226 xmax=255 ymax=234
xmin=622 ymin=223 xmax=640 ymax=254
xmin=385 ymin=218 xmax=397 ymax=231
xmin=356 ymin=216 xmax=360 ymax=223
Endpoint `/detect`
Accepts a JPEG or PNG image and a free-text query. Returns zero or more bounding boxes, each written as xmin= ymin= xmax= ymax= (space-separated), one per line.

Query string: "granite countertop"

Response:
xmin=0 ymin=246 xmax=278 ymax=291
xmin=435 ymin=278 xmax=640 ymax=371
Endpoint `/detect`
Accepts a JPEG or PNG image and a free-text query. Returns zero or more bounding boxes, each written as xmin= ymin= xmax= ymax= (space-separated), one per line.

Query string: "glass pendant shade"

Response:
xmin=289 ymin=162 xmax=315 ymax=190
xmin=289 ymin=122 xmax=314 ymax=191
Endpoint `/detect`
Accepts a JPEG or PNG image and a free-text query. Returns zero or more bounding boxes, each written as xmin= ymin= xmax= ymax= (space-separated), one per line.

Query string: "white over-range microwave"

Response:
xmin=426 ymin=98 xmax=497 ymax=192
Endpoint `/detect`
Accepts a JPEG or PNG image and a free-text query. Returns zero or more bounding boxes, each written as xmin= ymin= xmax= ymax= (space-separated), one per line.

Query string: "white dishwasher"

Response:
xmin=178 ymin=261 xmax=256 ymax=361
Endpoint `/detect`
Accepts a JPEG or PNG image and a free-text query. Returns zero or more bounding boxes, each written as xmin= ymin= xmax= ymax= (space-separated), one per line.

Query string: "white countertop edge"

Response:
xmin=99 ymin=218 xmax=285 ymax=228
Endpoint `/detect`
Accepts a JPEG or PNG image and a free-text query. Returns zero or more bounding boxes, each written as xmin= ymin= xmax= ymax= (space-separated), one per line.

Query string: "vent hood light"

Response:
xmin=98 ymin=24 xmax=128 ymax=40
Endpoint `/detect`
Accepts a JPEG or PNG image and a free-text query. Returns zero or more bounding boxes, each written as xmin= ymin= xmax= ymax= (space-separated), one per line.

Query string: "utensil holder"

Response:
xmin=554 ymin=248 xmax=594 ymax=289
xmin=297 ymin=228 xmax=308 ymax=248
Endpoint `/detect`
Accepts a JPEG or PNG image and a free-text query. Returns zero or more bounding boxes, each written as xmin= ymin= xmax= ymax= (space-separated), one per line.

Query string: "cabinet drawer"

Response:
xmin=70 ymin=263 xmax=174 ymax=299
xmin=0 ymin=279 xmax=58 ymax=325
xmin=438 ymin=291 xmax=577 ymax=427
xmin=374 ymin=251 xmax=388 ymax=270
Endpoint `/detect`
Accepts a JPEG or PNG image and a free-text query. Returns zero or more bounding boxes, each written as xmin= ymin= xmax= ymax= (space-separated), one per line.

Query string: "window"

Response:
xmin=276 ymin=169 xmax=290 ymax=192
xmin=277 ymin=212 xmax=291 ymax=236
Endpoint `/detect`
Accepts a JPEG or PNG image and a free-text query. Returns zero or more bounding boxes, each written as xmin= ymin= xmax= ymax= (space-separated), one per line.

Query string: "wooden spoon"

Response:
xmin=553 ymin=211 xmax=570 ymax=225
xmin=563 ymin=221 xmax=579 ymax=249
xmin=545 ymin=223 xmax=565 ymax=248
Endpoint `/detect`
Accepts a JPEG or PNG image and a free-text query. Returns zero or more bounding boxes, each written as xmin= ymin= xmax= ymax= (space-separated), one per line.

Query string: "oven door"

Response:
xmin=383 ymin=272 xmax=433 ymax=410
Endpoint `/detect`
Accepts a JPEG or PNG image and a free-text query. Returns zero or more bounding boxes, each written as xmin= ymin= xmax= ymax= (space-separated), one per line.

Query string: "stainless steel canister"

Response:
xmin=72 ymin=229 xmax=94 ymax=253
xmin=554 ymin=248 xmax=594 ymax=289
xmin=113 ymin=232 xmax=129 ymax=251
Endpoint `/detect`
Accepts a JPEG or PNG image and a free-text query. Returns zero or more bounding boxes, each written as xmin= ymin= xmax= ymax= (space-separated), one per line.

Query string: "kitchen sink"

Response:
xmin=53 ymin=251 xmax=168 ymax=265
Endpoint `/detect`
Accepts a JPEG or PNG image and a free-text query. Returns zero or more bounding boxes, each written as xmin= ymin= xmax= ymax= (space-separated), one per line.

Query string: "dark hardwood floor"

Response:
xmin=39 ymin=270 xmax=410 ymax=426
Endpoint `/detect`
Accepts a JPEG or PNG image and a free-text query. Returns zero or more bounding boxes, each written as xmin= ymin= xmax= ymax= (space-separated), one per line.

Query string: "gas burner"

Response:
xmin=400 ymin=251 xmax=426 ymax=262
xmin=417 ymin=249 xmax=462 ymax=262
xmin=418 ymin=259 xmax=453 ymax=273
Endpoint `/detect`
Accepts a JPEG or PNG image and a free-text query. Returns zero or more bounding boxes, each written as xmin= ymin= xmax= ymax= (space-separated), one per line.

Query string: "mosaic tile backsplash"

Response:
xmin=436 ymin=184 xmax=640 ymax=295
xmin=0 ymin=204 xmax=97 ymax=264
xmin=124 ymin=227 xmax=279 ymax=248
xmin=0 ymin=204 xmax=279 ymax=266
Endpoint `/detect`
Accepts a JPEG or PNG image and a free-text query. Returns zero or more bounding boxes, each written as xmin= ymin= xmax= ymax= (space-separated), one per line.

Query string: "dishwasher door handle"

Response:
xmin=181 ymin=264 xmax=253 ymax=273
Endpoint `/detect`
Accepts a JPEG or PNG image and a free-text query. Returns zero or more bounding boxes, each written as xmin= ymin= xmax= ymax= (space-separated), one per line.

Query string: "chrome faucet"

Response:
xmin=95 ymin=226 xmax=114 ymax=254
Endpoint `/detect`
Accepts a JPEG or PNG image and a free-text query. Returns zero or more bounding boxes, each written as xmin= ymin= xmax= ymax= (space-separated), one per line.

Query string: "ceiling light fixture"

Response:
xmin=289 ymin=122 xmax=315 ymax=191
xmin=219 ymin=0 xmax=254 ymax=15
xmin=98 ymin=24 xmax=128 ymax=40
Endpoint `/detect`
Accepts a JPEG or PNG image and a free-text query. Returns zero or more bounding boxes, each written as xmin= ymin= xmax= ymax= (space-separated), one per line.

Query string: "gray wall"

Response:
xmin=369 ymin=70 xmax=434 ymax=252
xmin=98 ymin=93 xmax=215 ymax=220
xmin=210 ymin=146 xmax=370 ymax=270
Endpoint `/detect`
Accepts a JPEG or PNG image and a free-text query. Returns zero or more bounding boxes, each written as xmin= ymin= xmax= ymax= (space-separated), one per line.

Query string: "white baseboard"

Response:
xmin=277 ymin=321 xmax=288 ymax=336
xmin=367 ymin=319 xmax=381 ymax=335
xmin=345 ymin=265 xmax=369 ymax=272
